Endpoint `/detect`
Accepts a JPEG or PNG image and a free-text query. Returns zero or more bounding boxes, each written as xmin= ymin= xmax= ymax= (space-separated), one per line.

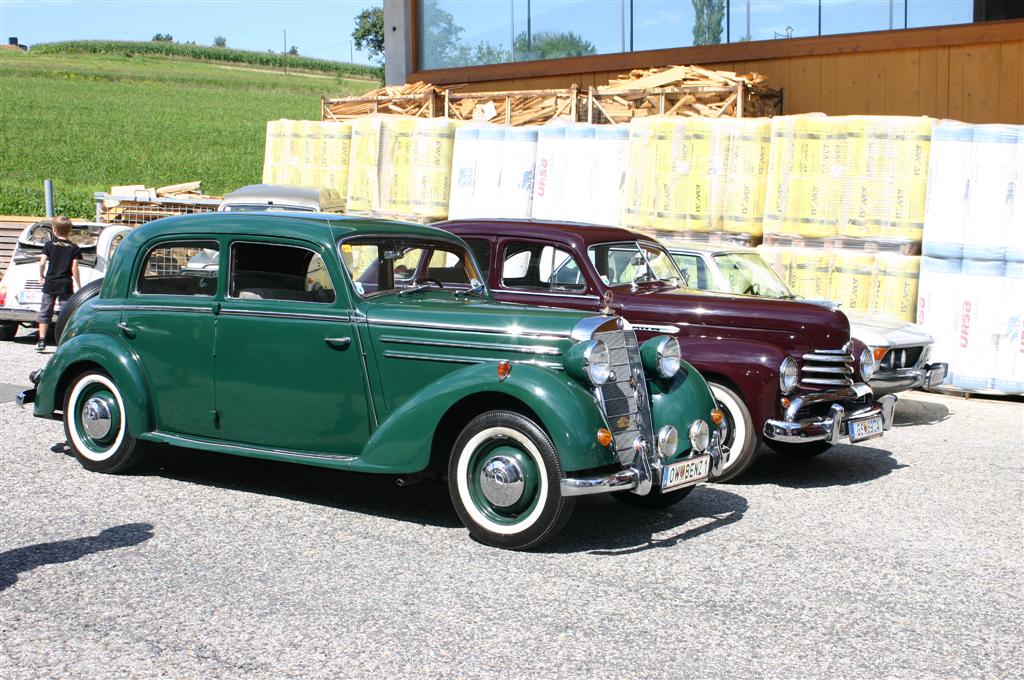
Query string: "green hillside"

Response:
xmin=0 ymin=48 xmax=378 ymax=218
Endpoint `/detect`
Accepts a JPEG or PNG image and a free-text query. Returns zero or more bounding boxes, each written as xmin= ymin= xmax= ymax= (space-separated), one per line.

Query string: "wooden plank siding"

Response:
xmin=0 ymin=216 xmax=41 ymax=276
xmin=413 ymin=21 xmax=1024 ymax=124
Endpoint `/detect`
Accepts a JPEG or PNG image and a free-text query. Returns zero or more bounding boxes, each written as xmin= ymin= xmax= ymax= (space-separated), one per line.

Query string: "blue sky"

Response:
xmin=0 ymin=0 xmax=384 ymax=64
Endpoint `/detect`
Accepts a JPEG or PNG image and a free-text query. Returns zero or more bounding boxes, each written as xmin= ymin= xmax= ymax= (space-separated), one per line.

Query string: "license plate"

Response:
xmin=849 ymin=415 xmax=884 ymax=443
xmin=926 ymin=365 xmax=948 ymax=388
xmin=18 ymin=290 xmax=42 ymax=305
xmin=661 ymin=455 xmax=711 ymax=491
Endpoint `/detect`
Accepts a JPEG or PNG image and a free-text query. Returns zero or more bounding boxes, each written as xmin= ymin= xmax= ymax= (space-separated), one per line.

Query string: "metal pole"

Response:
xmin=629 ymin=0 xmax=634 ymax=51
xmin=527 ymin=0 xmax=532 ymax=52
xmin=620 ymin=0 xmax=624 ymax=53
xmin=726 ymin=0 xmax=730 ymax=43
xmin=904 ymin=0 xmax=908 ymax=28
xmin=818 ymin=0 xmax=822 ymax=35
xmin=888 ymin=0 xmax=893 ymax=30
xmin=746 ymin=0 xmax=751 ymax=41
xmin=44 ymin=179 xmax=54 ymax=217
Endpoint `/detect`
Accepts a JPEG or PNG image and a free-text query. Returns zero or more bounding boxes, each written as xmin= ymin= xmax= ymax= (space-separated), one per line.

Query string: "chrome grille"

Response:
xmin=22 ymin=280 xmax=42 ymax=290
xmin=800 ymin=344 xmax=855 ymax=388
xmin=594 ymin=328 xmax=655 ymax=465
xmin=880 ymin=346 xmax=925 ymax=370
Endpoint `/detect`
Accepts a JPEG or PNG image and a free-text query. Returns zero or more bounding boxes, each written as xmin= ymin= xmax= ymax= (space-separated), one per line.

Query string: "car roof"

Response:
xmin=221 ymin=183 xmax=340 ymax=206
xmin=663 ymin=240 xmax=756 ymax=256
xmin=131 ymin=211 xmax=465 ymax=243
xmin=437 ymin=218 xmax=659 ymax=250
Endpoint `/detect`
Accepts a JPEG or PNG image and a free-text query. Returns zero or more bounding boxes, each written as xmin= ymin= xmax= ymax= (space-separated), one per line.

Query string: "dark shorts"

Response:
xmin=37 ymin=292 xmax=71 ymax=324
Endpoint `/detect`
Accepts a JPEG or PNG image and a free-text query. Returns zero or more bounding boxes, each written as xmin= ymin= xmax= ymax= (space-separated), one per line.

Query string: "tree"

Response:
xmin=692 ymin=0 xmax=725 ymax=46
xmin=352 ymin=6 xmax=384 ymax=64
xmin=213 ymin=35 xmax=227 ymax=48
xmin=419 ymin=0 xmax=464 ymax=68
xmin=456 ymin=41 xmax=510 ymax=67
xmin=151 ymin=33 xmax=173 ymax=42
xmin=512 ymin=30 xmax=596 ymax=61
xmin=288 ymin=45 xmax=299 ymax=55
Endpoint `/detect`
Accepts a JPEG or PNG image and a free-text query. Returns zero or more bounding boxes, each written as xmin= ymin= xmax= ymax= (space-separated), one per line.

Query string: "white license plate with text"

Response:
xmin=849 ymin=415 xmax=884 ymax=443
xmin=661 ymin=455 xmax=711 ymax=491
xmin=18 ymin=290 xmax=42 ymax=305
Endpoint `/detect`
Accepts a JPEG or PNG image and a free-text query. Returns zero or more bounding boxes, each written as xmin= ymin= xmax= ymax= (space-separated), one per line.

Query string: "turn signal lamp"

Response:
xmin=711 ymin=409 xmax=724 ymax=426
xmin=0 ymin=286 xmax=6 ymax=305
xmin=873 ymin=347 xmax=888 ymax=362
xmin=497 ymin=360 xmax=511 ymax=381
xmin=597 ymin=428 xmax=613 ymax=447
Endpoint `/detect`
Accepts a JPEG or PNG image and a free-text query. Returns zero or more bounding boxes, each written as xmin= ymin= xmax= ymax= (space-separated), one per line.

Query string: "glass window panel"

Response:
xmin=137 ymin=241 xmax=218 ymax=297
xmin=230 ymin=242 xmax=335 ymax=304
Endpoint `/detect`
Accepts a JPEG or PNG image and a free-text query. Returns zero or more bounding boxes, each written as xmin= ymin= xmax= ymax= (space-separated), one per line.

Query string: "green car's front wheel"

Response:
xmin=63 ymin=370 xmax=147 ymax=474
xmin=449 ymin=410 xmax=575 ymax=550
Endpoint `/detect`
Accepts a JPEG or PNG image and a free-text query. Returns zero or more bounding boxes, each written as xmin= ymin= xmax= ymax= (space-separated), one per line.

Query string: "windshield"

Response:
xmin=713 ymin=252 xmax=794 ymax=298
xmin=339 ymin=237 xmax=485 ymax=299
xmin=221 ymin=204 xmax=316 ymax=212
xmin=588 ymin=241 xmax=682 ymax=287
xmin=20 ymin=223 xmax=97 ymax=248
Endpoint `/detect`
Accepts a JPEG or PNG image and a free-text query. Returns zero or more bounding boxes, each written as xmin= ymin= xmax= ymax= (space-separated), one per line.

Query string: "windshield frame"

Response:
xmin=587 ymin=240 xmax=684 ymax=290
xmin=711 ymin=251 xmax=796 ymax=299
xmin=337 ymin=234 xmax=489 ymax=301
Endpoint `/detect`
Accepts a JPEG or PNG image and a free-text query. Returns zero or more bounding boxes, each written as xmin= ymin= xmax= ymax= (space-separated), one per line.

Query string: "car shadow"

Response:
xmin=0 ymin=523 xmax=154 ymax=591
xmin=735 ymin=443 xmax=906 ymax=488
xmin=894 ymin=396 xmax=951 ymax=427
xmin=550 ymin=486 xmax=748 ymax=555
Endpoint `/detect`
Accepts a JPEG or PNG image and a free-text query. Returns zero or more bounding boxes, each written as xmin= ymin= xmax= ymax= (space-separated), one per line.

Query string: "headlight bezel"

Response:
xmin=656 ymin=425 xmax=679 ymax=459
xmin=779 ymin=356 xmax=799 ymax=395
xmin=567 ymin=339 xmax=612 ymax=386
xmin=640 ymin=335 xmax=682 ymax=379
xmin=688 ymin=420 xmax=710 ymax=453
xmin=859 ymin=347 xmax=876 ymax=382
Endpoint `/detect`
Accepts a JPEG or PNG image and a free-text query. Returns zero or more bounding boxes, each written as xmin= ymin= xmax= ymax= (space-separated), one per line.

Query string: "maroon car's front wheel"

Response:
xmin=707 ymin=382 xmax=758 ymax=482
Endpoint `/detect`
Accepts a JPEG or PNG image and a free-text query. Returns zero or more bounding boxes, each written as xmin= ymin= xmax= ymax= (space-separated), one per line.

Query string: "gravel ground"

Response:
xmin=1 ymin=331 xmax=1022 ymax=679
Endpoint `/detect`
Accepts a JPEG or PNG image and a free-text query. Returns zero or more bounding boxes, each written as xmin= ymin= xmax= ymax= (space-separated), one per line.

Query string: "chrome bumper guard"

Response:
xmin=560 ymin=431 xmax=726 ymax=497
xmin=925 ymin=362 xmax=948 ymax=388
xmin=763 ymin=390 xmax=897 ymax=444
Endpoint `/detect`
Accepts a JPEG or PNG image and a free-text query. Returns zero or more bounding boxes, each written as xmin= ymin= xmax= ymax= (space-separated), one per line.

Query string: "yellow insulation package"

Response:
xmin=321 ymin=121 xmax=353 ymax=197
xmin=621 ymin=118 xmax=659 ymax=229
xmin=378 ymin=116 xmax=417 ymax=215
xmin=410 ymin=118 xmax=456 ymax=220
xmin=788 ymin=248 xmax=834 ymax=301
xmin=651 ymin=117 xmax=722 ymax=234
xmin=719 ymin=118 xmax=771 ymax=236
xmin=262 ymin=119 xmax=350 ymax=209
xmin=871 ymin=253 xmax=921 ymax=322
xmin=346 ymin=116 xmax=383 ymax=214
xmin=829 ymin=250 xmax=877 ymax=313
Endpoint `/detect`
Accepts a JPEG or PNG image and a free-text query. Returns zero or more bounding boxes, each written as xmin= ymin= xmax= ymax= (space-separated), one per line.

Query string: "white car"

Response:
xmin=667 ymin=242 xmax=948 ymax=397
xmin=0 ymin=220 xmax=131 ymax=340
xmin=218 ymin=184 xmax=344 ymax=213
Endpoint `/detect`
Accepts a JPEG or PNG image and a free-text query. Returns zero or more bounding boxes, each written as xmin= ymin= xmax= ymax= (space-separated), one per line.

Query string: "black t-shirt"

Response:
xmin=42 ymin=238 xmax=82 ymax=295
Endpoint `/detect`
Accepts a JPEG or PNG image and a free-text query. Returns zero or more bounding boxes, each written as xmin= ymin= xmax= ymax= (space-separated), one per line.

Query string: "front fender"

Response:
xmin=359 ymin=363 xmax=617 ymax=474
xmin=648 ymin=359 xmax=717 ymax=461
xmin=33 ymin=332 xmax=152 ymax=436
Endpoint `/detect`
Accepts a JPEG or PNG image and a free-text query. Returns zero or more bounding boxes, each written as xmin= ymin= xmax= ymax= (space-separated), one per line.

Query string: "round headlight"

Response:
xmin=584 ymin=340 xmax=611 ymax=386
xmin=688 ymin=420 xmax=710 ymax=453
xmin=656 ymin=337 xmax=681 ymax=378
xmin=779 ymin=356 xmax=799 ymax=395
xmin=859 ymin=347 xmax=876 ymax=382
xmin=656 ymin=425 xmax=678 ymax=460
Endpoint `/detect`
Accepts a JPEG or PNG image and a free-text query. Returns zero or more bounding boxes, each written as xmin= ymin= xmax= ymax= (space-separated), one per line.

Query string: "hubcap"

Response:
xmin=81 ymin=397 xmax=112 ymax=439
xmin=479 ymin=455 xmax=525 ymax=508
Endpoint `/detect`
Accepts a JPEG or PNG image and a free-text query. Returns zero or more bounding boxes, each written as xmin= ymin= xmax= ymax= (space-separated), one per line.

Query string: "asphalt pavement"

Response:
xmin=1 ymin=331 xmax=1022 ymax=679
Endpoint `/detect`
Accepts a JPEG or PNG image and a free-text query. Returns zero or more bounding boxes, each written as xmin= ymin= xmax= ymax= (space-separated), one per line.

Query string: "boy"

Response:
xmin=36 ymin=215 xmax=82 ymax=351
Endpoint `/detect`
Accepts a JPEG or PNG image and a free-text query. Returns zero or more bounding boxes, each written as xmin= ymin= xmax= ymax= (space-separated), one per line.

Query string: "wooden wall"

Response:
xmin=411 ymin=21 xmax=1024 ymax=124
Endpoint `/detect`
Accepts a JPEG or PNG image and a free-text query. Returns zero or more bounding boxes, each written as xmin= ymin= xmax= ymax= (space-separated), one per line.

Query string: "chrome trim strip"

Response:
xmin=379 ymin=335 xmax=562 ymax=356
xmin=92 ymin=304 xmax=213 ymax=314
xmin=784 ymin=382 xmax=872 ymax=421
xmin=219 ymin=308 xmax=352 ymax=323
xmin=151 ymin=432 xmax=357 ymax=462
xmin=800 ymin=376 xmax=854 ymax=386
xmin=802 ymin=353 xmax=854 ymax=363
xmin=503 ymin=290 xmax=600 ymax=301
xmin=561 ymin=468 xmax=638 ymax=496
xmin=571 ymin=316 xmax=624 ymax=342
xmin=633 ymin=323 xmax=680 ymax=335
xmin=367 ymin=317 xmax=570 ymax=339
xmin=381 ymin=350 xmax=562 ymax=370
xmin=801 ymin=365 xmax=854 ymax=374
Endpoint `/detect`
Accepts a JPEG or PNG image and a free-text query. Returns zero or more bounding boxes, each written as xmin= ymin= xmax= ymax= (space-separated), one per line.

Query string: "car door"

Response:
xmin=214 ymin=237 xmax=370 ymax=455
xmin=119 ymin=238 xmax=220 ymax=438
xmin=490 ymin=239 xmax=602 ymax=312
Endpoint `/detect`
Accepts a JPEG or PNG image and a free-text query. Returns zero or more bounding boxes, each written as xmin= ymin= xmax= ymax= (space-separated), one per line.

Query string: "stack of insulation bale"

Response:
xmin=262 ymin=120 xmax=353 ymax=202
xmin=619 ymin=116 xmax=771 ymax=243
xmin=447 ymin=123 xmax=539 ymax=220
xmin=918 ymin=122 xmax=1023 ymax=394
xmin=757 ymin=114 xmax=932 ymax=323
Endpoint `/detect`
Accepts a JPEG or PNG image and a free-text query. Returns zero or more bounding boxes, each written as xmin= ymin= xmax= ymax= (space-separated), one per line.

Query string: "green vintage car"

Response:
xmin=21 ymin=212 xmax=725 ymax=549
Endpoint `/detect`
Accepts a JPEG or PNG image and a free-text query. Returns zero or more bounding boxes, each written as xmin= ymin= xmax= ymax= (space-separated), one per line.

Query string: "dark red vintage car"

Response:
xmin=436 ymin=219 xmax=897 ymax=481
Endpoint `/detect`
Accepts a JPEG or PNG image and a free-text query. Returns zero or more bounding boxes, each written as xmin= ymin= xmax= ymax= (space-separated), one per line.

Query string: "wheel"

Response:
xmin=613 ymin=484 xmax=694 ymax=509
xmin=54 ymin=279 xmax=103 ymax=344
xmin=63 ymin=370 xmax=146 ymax=474
xmin=764 ymin=440 xmax=833 ymax=458
xmin=0 ymin=322 xmax=16 ymax=341
xmin=708 ymin=382 xmax=758 ymax=482
xmin=448 ymin=410 xmax=576 ymax=550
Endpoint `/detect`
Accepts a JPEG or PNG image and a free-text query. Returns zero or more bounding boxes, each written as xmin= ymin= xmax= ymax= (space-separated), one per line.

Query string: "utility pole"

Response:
xmin=283 ymin=29 xmax=287 ymax=74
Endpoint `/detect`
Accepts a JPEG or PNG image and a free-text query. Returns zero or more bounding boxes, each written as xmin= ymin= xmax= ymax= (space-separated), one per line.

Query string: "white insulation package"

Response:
xmin=918 ymin=121 xmax=1024 ymax=394
xmin=447 ymin=123 xmax=539 ymax=220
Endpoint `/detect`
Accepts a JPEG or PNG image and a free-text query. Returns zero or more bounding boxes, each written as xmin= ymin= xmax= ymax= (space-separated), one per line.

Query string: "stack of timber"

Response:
xmin=589 ymin=64 xmax=781 ymax=123
xmin=96 ymin=182 xmax=222 ymax=226
xmin=322 ymin=82 xmax=441 ymax=121
xmin=444 ymin=85 xmax=584 ymax=126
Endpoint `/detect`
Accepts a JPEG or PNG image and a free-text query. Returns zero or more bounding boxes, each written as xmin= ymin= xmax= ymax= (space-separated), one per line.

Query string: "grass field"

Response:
xmin=0 ymin=50 xmax=377 ymax=218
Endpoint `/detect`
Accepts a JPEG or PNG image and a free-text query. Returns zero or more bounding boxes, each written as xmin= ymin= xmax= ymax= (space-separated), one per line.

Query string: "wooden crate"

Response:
xmin=95 ymin=192 xmax=223 ymax=227
xmin=587 ymin=82 xmax=782 ymax=123
xmin=322 ymin=82 xmax=441 ymax=121
xmin=443 ymin=85 xmax=585 ymax=126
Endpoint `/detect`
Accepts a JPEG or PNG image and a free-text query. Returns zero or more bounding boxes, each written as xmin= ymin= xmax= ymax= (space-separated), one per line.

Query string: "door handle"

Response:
xmin=325 ymin=336 xmax=351 ymax=350
xmin=117 ymin=322 xmax=135 ymax=338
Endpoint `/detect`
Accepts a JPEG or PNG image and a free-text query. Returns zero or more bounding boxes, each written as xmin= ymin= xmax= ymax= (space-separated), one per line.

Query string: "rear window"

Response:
xmin=21 ymin=223 xmax=97 ymax=248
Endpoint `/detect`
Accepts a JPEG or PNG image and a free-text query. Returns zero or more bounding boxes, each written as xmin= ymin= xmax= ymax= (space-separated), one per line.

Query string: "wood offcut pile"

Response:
xmin=323 ymin=82 xmax=442 ymax=120
xmin=98 ymin=181 xmax=223 ymax=226
xmin=590 ymin=64 xmax=780 ymax=122
xmin=445 ymin=85 xmax=582 ymax=126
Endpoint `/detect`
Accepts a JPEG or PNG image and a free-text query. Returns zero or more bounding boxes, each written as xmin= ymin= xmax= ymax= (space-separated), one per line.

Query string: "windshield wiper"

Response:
xmin=453 ymin=283 xmax=487 ymax=299
xmin=397 ymin=282 xmax=441 ymax=297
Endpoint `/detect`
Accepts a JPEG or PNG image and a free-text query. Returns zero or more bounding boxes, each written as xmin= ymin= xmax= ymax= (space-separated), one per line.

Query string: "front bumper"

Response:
xmin=871 ymin=362 xmax=949 ymax=396
xmin=0 ymin=306 xmax=41 ymax=323
xmin=560 ymin=430 xmax=727 ymax=497
xmin=763 ymin=387 xmax=897 ymax=445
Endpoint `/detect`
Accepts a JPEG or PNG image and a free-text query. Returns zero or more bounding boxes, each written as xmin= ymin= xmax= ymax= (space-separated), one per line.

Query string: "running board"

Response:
xmin=139 ymin=431 xmax=359 ymax=470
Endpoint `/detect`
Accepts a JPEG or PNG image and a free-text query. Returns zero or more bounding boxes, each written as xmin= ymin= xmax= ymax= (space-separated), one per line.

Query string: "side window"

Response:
xmin=425 ymin=249 xmax=471 ymax=286
xmin=137 ymin=241 xmax=219 ymax=296
xmin=230 ymin=242 xmax=335 ymax=303
xmin=463 ymin=238 xmax=492 ymax=274
xmin=501 ymin=242 xmax=586 ymax=293
xmin=671 ymin=253 xmax=708 ymax=289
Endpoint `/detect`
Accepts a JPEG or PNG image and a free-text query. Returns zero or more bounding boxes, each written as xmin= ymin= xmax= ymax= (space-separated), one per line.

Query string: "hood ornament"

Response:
xmin=600 ymin=290 xmax=614 ymax=316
